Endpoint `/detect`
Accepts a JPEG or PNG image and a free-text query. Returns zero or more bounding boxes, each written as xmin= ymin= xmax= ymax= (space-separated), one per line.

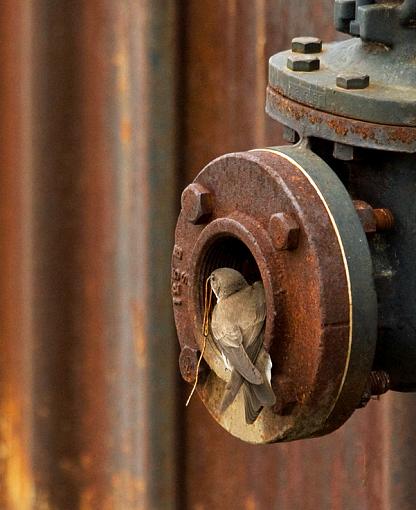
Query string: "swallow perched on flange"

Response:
xmin=209 ymin=267 xmax=276 ymax=424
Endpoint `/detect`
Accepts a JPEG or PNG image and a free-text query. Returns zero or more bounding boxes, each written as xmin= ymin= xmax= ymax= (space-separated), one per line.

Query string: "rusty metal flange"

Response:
xmin=172 ymin=145 xmax=377 ymax=443
xmin=266 ymin=87 xmax=416 ymax=154
xmin=269 ymin=38 xmax=416 ymax=128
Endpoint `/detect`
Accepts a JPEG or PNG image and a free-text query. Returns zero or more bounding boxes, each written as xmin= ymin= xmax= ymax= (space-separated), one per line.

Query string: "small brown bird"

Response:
xmin=209 ymin=268 xmax=276 ymax=424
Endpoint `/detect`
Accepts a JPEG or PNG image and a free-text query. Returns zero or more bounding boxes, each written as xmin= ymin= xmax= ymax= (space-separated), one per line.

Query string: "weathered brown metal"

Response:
xmin=354 ymin=200 xmax=395 ymax=234
xmin=373 ymin=208 xmax=395 ymax=231
xmin=181 ymin=183 xmax=213 ymax=225
xmin=0 ymin=3 xmax=34 ymax=508
xmin=268 ymin=212 xmax=300 ymax=251
xmin=179 ymin=1 xmax=416 ymax=509
xmin=3 ymin=1 xmax=416 ymax=508
xmin=0 ymin=1 xmax=178 ymax=509
xmin=173 ymin=146 xmax=376 ymax=442
xmin=267 ymin=86 xmax=416 ymax=153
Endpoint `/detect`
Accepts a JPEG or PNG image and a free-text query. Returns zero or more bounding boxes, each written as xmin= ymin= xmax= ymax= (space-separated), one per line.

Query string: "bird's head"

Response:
xmin=209 ymin=267 xmax=249 ymax=301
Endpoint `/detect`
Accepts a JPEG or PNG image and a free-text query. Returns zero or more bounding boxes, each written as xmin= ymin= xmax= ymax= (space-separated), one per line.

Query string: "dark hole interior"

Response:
xmin=198 ymin=236 xmax=262 ymax=314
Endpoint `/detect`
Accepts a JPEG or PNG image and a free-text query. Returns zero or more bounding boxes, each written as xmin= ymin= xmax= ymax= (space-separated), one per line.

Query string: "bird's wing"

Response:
xmin=211 ymin=322 xmax=263 ymax=384
xmin=220 ymin=369 xmax=242 ymax=413
xmin=253 ymin=281 xmax=266 ymax=316
xmin=242 ymin=282 xmax=267 ymax=355
xmin=225 ymin=343 xmax=263 ymax=384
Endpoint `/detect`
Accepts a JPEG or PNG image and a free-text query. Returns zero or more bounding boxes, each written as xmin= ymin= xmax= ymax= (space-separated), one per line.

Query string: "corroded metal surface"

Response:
xmin=173 ymin=146 xmax=376 ymax=442
xmin=0 ymin=3 xmax=34 ymax=509
xmin=266 ymin=86 xmax=416 ymax=153
xmin=184 ymin=397 xmax=391 ymax=510
xmin=0 ymin=1 xmax=178 ymax=509
xmin=269 ymin=38 xmax=416 ymax=127
xmin=179 ymin=1 xmax=416 ymax=508
xmin=347 ymin=151 xmax=416 ymax=391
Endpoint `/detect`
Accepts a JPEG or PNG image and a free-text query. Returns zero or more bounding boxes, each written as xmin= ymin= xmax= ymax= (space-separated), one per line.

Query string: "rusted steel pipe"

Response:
xmin=0 ymin=2 xmax=34 ymax=509
xmin=0 ymin=1 xmax=178 ymax=509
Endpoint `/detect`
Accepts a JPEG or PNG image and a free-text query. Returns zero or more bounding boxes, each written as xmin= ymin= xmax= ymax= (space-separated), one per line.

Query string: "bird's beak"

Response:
xmin=208 ymin=274 xmax=219 ymax=299
xmin=207 ymin=274 xmax=214 ymax=292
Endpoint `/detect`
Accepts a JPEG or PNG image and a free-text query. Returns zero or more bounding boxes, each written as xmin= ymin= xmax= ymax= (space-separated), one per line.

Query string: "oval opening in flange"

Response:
xmin=196 ymin=235 xmax=262 ymax=319
xmin=191 ymin=233 xmax=266 ymax=385
xmin=189 ymin=214 xmax=280 ymax=361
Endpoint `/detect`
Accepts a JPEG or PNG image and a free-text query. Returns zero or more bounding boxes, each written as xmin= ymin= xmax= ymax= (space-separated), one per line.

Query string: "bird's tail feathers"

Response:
xmin=242 ymin=383 xmax=262 ymax=424
xmin=243 ymin=378 xmax=276 ymax=424
xmin=220 ymin=369 xmax=243 ymax=414
xmin=220 ymin=362 xmax=276 ymax=423
xmin=252 ymin=377 xmax=276 ymax=407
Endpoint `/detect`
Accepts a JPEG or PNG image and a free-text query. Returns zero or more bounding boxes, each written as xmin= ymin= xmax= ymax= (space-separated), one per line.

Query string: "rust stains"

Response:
xmin=131 ymin=300 xmax=148 ymax=369
xmin=0 ymin=400 xmax=34 ymax=510
xmin=267 ymin=86 xmax=416 ymax=151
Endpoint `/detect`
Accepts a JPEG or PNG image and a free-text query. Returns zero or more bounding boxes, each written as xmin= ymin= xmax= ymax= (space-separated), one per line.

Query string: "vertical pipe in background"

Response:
xmin=137 ymin=2 xmax=178 ymax=508
xmin=0 ymin=2 xmax=34 ymax=509
xmin=1 ymin=1 xmax=178 ymax=508
xmin=385 ymin=393 xmax=416 ymax=510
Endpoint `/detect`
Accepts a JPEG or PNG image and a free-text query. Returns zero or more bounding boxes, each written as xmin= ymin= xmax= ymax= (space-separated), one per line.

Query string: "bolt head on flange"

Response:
xmin=181 ymin=183 xmax=212 ymax=224
xmin=287 ymin=55 xmax=320 ymax=72
xmin=291 ymin=36 xmax=322 ymax=54
xmin=336 ymin=73 xmax=370 ymax=90
xmin=268 ymin=212 xmax=300 ymax=250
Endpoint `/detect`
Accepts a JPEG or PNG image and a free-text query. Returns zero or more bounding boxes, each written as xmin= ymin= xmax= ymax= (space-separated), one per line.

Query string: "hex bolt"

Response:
xmin=287 ymin=55 xmax=320 ymax=72
xmin=373 ymin=208 xmax=395 ymax=231
xmin=353 ymin=200 xmax=394 ymax=233
xmin=269 ymin=212 xmax=300 ymax=251
xmin=291 ymin=36 xmax=323 ymax=54
xmin=179 ymin=346 xmax=209 ymax=384
xmin=181 ymin=183 xmax=213 ymax=224
xmin=336 ymin=73 xmax=370 ymax=89
xmin=358 ymin=370 xmax=390 ymax=408
xmin=354 ymin=200 xmax=376 ymax=233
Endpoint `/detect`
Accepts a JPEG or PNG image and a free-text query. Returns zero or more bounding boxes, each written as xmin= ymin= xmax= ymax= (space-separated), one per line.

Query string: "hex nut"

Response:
xmin=181 ymin=183 xmax=212 ymax=224
xmin=287 ymin=55 xmax=320 ymax=72
xmin=336 ymin=73 xmax=370 ymax=90
xmin=291 ymin=36 xmax=322 ymax=54
xmin=353 ymin=200 xmax=377 ymax=233
xmin=269 ymin=212 xmax=300 ymax=250
xmin=354 ymin=201 xmax=394 ymax=233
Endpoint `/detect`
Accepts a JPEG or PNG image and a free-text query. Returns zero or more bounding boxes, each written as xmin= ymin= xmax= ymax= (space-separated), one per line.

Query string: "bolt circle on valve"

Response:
xmin=181 ymin=182 xmax=213 ymax=224
xmin=268 ymin=212 xmax=300 ymax=251
xmin=172 ymin=145 xmax=377 ymax=444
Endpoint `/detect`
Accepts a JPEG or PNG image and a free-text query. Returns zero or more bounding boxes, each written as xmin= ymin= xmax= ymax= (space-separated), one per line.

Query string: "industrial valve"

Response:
xmin=172 ymin=0 xmax=416 ymax=444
